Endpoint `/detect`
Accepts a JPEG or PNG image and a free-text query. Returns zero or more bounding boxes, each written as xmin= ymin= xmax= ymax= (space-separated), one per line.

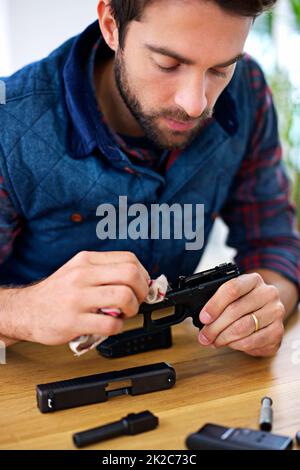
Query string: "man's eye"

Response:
xmin=156 ymin=64 xmax=180 ymax=73
xmin=210 ymin=69 xmax=228 ymax=79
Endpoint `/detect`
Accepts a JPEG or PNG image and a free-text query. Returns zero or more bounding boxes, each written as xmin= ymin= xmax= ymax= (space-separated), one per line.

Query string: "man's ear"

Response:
xmin=97 ymin=0 xmax=119 ymax=52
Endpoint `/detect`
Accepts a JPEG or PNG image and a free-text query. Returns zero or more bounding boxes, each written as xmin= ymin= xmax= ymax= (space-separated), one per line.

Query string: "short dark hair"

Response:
xmin=109 ymin=0 xmax=277 ymax=48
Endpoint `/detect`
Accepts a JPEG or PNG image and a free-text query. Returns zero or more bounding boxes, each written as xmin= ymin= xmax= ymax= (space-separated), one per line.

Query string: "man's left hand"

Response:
xmin=198 ymin=273 xmax=285 ymax=357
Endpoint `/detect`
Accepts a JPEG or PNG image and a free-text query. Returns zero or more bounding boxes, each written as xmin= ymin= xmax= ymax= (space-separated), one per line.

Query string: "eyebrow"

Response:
xmin=145 ymin=44 xmax=245 ymax=68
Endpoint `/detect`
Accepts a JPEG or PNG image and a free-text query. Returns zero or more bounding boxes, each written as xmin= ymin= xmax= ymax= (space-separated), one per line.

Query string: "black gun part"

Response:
xmin=36 ymin=362 xmax=176 ymax=413
xmin=73 ymin=410 xmax=159 ymax=448
xmin=139 ymin=263 xmax=240 ymax=331
xmin=186 ymin=423 xmax=293 ymax=450
xmin=97 ymin=326 xmax=172 ymax=358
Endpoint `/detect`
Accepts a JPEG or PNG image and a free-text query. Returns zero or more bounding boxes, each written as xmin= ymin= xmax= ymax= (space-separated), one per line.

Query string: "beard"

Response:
xmin=114 ymin=51 xmax=214 ymax=151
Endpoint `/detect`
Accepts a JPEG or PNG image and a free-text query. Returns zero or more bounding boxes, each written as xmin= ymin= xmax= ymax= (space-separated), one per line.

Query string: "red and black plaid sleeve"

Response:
xmin=221 ymin=57 xmax=300 ymax=292
xmin=0 ymin=175 xmax=22 ymax=265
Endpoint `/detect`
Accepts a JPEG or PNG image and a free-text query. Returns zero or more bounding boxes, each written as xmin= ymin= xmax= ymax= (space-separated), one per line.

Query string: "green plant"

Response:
xmin=290 ymin=0 xmax=300 ymax=29
xmin=255 ymin=1 xmax=300 ymax=227
xmin=268 ymin=69 xmax=298 ymax=165
xmin=268 ymin=68 xmax=300 ymax=227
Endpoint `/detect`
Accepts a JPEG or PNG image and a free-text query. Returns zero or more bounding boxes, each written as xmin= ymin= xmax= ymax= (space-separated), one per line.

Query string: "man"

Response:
xmin=0 ymin=0 xmax=299 ymax=356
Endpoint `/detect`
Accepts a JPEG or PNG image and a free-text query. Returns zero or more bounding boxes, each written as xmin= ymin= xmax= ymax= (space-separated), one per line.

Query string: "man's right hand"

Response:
xmin=0 ymin=251 xmax=150 ymax=346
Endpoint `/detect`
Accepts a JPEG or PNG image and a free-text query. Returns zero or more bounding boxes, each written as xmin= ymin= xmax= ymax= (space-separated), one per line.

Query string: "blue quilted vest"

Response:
xmin=0 ymin=22 xmax=251 ymax=285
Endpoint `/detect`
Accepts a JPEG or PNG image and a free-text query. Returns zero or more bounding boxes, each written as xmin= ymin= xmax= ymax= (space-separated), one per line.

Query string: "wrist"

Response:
xmin=0 ymin=287 xmax=32 ymax=342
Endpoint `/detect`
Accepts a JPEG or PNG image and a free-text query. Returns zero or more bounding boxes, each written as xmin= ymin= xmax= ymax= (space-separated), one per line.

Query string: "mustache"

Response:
xmin=151 ymin=107 xmax=214 ymax=123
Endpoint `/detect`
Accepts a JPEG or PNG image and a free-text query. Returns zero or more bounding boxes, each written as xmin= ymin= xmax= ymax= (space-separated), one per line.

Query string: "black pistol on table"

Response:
xmin=139 ymin=263 xmax=240 ymax=332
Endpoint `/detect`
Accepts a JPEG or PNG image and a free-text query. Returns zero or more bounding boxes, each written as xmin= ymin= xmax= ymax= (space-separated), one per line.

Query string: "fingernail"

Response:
xmin=200 ymin=310 xmax=212 ymax=324
xmin=198 ymin=332 xmax=211 ymax=345
xmin=100 ymin=308 xmax=122 ymax=317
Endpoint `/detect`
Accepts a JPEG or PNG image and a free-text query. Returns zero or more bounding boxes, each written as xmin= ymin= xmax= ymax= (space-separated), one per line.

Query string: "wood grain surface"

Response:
xmin=1 ymin=310 xmax=300 ymax=450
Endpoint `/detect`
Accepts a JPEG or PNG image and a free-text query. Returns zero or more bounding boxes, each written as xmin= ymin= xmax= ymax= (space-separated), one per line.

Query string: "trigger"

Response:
xmin=192 ymin=315 xmax=203 ymax=329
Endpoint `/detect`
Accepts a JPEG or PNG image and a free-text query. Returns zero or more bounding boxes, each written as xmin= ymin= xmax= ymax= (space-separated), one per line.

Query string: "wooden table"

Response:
xmin=1 ymin=310 xmax=300 ymax=450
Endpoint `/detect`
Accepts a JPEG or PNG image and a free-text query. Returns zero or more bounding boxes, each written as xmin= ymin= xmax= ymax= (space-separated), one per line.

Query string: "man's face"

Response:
xmin=113 ymin=0 xmax=252 ymax=150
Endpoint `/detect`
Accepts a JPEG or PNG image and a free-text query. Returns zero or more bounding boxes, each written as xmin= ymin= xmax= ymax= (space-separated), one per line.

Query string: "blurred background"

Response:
xmin=0 ymin=0 xmax=299 ymax=269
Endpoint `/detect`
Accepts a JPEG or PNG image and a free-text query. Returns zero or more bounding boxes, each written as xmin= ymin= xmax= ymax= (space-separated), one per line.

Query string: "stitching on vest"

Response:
xmin=0 ymin=102 xmax=67 ymax=209
xmin=1 ymin=99 xmax=110 ymax=208
xmin=2 ymin=99 xmax=62 ymax=158
xmin=4 ymin=91 xmax=60 ymax=104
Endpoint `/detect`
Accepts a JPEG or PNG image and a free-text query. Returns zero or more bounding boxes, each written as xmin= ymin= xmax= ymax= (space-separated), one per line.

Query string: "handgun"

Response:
xmin=139 ymin=263 xmax=240 ymax=332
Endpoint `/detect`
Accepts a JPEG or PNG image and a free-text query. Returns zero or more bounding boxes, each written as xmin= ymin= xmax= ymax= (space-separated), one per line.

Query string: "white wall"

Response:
xmin=0 ymin=0 xmax=98 ymax=76
xmin=0 ymin=0 xmax=12 ymax=76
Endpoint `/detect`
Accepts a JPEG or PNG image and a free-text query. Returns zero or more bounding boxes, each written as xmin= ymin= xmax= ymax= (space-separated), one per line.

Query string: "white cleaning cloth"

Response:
xmin=69 ymin=274 xmax=169 ymax=356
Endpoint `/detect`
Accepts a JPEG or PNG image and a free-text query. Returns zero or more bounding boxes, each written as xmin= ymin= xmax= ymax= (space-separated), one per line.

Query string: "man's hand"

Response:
xmin=198 ymin=273 xmax=285 ymax=357
xmin=0 ymin=251 xmax=150 ymax=346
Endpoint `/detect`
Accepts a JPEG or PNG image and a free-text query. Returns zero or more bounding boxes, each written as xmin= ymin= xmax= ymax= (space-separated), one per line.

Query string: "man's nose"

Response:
xmin=174 ymin=74 xmax=208 ymax=119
